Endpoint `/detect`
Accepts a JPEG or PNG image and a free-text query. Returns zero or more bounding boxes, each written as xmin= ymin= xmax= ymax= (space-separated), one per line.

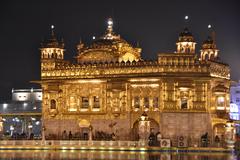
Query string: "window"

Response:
xmin=69 ymin=96 xmax=77 ymax=108
xmin=93 ymin=96 xmax=100 ymax=108
xmin=181 ymin=98 xmax=188 ymax=109
xmin=69 ymin=96 xmax=77 ymax=111
xmin=50 ymin=99 xmax=56 ymax=109
xmin=236 ymin=98 xmax=240 ymax=103
xmin=216 ymin=96 xmax=225 ymax=110
xmin=134 ymin=97 xmax=140 ymax=108
xmin=217 ymin=97 xmax=224 ymax=106
xmin=153 ymin=97 xmax=159 ymax=108
xmin=82 ymin=97 xmax=89 ymax=108
xmin=144 ymin=97 xmax=149 ymax=108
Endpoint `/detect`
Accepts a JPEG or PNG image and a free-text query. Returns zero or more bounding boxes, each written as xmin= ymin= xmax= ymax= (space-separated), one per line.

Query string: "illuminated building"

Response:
xmin=230 ymin=81 xmax=240 ymax=120
xmin=37 ymin=18 xmax=230 ymax=145
xmin=0 ymin=89 xmax=42 ymax=138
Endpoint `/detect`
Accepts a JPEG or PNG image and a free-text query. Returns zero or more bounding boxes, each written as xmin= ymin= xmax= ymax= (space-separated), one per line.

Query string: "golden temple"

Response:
xmin=38 ymin=18 xmax=230 ymax=146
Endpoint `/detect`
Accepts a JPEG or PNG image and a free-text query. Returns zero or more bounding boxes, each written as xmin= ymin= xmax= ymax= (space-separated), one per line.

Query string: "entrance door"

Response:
xmin=132 ymin=118 xmax=159 ymax=140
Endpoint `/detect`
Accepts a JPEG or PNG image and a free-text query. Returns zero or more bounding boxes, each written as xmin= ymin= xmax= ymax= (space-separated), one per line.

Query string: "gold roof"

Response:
xmin=177 ymin=27 xmax=195 ymax=42
xmin=75 ymin=18 xmax=141 ymax=63
xmin=41 ymin=26 xmax=64 ymax=49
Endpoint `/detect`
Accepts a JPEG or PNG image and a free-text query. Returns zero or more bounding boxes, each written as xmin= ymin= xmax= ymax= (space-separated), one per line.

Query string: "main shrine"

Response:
xmin=38 ymin=18 xmax=230 ymax=145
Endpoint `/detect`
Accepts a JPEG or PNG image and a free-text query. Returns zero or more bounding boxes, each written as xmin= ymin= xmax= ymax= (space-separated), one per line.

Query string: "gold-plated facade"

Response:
xmin=38 ymin=19 xmax=230 ymax=145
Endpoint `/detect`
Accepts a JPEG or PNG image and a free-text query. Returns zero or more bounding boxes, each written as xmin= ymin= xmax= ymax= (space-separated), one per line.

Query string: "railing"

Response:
xmin=0 ymin=140 xmax=147 ymax=147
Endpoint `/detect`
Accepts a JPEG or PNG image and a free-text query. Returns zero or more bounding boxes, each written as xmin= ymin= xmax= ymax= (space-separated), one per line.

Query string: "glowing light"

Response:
xmin=28 ymin=125 xmax=33 ymax=129
xmin=3 ymin=103 xmax=8 ymax=109
xmin=68 ymin=108 xmax=77 ymax=112
xmin=77 ymin=79 xmax=105 ymax=83
xmin=217 ymin=106 xmax=225 ymax=110
xmin=31 ymin=117 xmax=36 ymax=121
xmin=10 ymin=125 xmax=14 ymax=131
xmin=92 ymin=36 xmax=95 ymax=40
xmin=184 ymin=15 xmax=189 ymax=20
xmin=208 ymin=24 xmax=212 ymax=29
xmin=15 ymin=117 xmax=20 ymax=122
xmin=35 ymin=121 xmax=40 ymax=125
xmin=179 ymin=87 xmax=189 ymax=91
xmin=51 ymin=25 xmax=54 ymax=29
xmin=129 ymin=79 xmax=159 ymax=82
xmin=108 ymin=19 xmax=113 ymax=26
xmin=230 ymin=103 xmax=238 ymax=113
xmin=23 ymin=102 xmax=28 ymax=107
xmin=131 ymin=84 xmax=159 ymax=88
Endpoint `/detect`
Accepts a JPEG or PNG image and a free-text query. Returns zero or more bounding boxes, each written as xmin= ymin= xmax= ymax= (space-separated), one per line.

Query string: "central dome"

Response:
xmin=75 ymin=18 xmax=141 ymax=63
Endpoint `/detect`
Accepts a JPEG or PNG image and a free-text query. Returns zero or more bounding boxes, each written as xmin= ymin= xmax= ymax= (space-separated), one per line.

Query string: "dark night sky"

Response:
xmin=0 ymin=0 xmax=239 ymax=101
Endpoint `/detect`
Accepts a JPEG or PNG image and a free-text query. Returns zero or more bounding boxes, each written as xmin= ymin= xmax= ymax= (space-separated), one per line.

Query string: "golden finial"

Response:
xmin=107 ymin=18 xmax=113 ymax=33
xmin=51 ymin=25 xmax=55 ymax=36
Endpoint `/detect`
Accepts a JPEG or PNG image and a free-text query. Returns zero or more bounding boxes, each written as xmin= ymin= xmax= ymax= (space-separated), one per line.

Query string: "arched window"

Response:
xmin=134 ymin=97 xmax=140 ymax=108
xmin=50 ymin=99 xmax=56 ymax=109
xmin=144 ymin=97 xmax=149 ymax=108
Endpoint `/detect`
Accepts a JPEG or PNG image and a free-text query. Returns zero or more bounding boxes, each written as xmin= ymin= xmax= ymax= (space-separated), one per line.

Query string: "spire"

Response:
xmin=77 ymin=37 xmax=84 ymax=53
xmin=176 ymin=17 xmax=196 ymax=54
xmin=102 ymin=17 xmax=120 ymax=40
xmin=208 ymin=24 xmax=216 ymax=46
xmin=41 ymin=25 xmax=64 ymax=49
xmin=200 ymin=24 xmax=219 ymax=61
xmin=107 ymin=18 xmax=113 ymax=34
xmin=51 ymin=25 xmax=55 ymax=37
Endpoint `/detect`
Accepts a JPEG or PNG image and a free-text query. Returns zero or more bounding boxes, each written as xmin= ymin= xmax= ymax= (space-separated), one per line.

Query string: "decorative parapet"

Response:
xmin=209 ymin=61 xmax=230 ymax=79
xmin=41 ymin=60 xmax=210 ymax=80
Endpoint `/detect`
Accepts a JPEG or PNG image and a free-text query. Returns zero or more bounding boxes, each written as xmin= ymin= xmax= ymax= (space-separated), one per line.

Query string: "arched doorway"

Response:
xmin=78 ymin=119 xmax=90 ymax=140
xmin=132 ymin=118 xmax=159 ymax=140
xmin=213 ymin=123 xmax=225 ymax=144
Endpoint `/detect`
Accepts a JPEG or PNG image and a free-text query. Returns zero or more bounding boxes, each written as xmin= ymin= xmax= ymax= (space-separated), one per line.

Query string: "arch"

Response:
xmin=131 ymin=118 xmax=159 ymax=140
xmin=50 ymin=99 xmax=56 ymax=109
xmin=79 ymin=119 xmax=90 ymax=128
xmin=213 ymin=123 xmax=225 ymax=137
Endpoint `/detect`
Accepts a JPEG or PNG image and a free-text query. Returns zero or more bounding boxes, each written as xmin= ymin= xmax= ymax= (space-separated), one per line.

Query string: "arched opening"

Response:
xmin=78 ymin=119 xmax=91 ymax=140
xmin=213 ymin=123 xmax=225 ymax=144
xmin=50 ymin=99 xmax=56 ymax=109
xmin=131 ymin=118 xmax=159 ymax=141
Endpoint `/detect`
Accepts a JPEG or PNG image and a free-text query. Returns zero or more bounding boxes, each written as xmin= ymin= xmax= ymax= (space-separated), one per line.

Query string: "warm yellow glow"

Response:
xmin=131 ymin=84 xmax=159 ymax=88
xmin=179 ymin=87 xmax=189 ymax=91
xmin=216 ymin=106 xmax=225 ymax=110
xmin=68 ymin=108 xmax=77 ymax=112
xmin=119 ymin=53 xmax=137 ymax=62
xmin=77 ymin=80 xmax=105 ymax=83
xmin=92 ymin=108 xmax=100 ymax=112
xmin=129 ymin=79 xmax=159 ymax=82
xmin=78 ymin=119 xmax=90 ymax=128
xmin=210 ymin=73 xmax=230 ymax=79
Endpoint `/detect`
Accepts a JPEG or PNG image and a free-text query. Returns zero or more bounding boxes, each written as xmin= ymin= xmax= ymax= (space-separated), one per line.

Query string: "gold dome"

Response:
xmin=75 ymin=18 xmax=141 ymax=63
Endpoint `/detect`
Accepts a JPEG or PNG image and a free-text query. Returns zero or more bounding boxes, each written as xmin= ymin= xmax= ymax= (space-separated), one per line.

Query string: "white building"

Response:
xmin=230 ymin=81 xmax=240 ymax=120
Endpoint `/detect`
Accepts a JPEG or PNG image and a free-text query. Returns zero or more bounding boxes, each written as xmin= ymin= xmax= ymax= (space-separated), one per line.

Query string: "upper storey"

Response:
xmin=40 ymin=25 xmax=65 ymax=60
xmin=39 ymin=21 xmax=230 ymax=80
xmin=75 ymin=18 xmax=142 ymax=63
xmin=176 ymin=28 xmax=196 ymax=54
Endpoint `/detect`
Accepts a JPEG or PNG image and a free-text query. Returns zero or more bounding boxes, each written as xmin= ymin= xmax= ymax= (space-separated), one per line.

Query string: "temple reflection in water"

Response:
xmin=0 ymin=150 xmax=235 ymax=160
xmin=37 ymin=18 xmax=231 ymax=146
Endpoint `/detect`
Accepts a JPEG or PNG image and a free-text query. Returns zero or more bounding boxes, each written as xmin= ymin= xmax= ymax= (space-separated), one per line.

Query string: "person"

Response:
xmin=69 ymin=131 xmax=72 ymax=140
xmin=112 ymin=133 xmax=116 ymax=141
xmin=148 ymin=132 xmax=155 ymax=146
xmin=62 ymin=130 xmax=67 ymax=140
xmin=214 ymin=135 xmax=220 ymax=147
xmin=201 ymin=132 xmax=208 ymax=147
xmin=156 ymin=132 xmax=162 ymax=146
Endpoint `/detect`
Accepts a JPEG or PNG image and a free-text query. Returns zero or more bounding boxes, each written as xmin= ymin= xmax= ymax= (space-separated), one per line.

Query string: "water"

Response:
xmin=0 ymin=150 xmax=238 ymax=160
